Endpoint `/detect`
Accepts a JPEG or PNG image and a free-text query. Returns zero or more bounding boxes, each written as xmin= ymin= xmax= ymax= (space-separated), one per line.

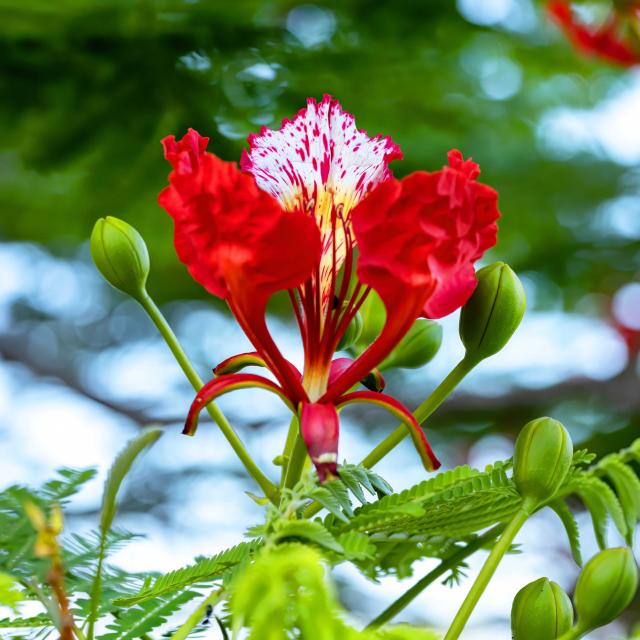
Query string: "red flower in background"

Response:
xmin=159 ymin=96 xmax=499 ymax=481
xmin=547 ymin=1 xmax=640 ymax=66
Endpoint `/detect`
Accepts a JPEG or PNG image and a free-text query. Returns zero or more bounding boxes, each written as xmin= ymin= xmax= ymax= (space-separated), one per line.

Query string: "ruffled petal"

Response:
xmin=159 ymin=129 xmax=322 ymax=299
xmin=324 ymin=151 xmax=498 ymax=400
xmin=299 ymin=401 xmax=340 ymax=482
xmin=421 ymin=150 xmax=500 ymax=318
xmin=353 ymin=150 xmax=499 ymax=321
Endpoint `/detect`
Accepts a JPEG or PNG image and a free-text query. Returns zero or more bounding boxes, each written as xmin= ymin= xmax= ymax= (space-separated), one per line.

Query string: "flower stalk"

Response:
xmin=138 ymin=291 xmax=279 ymax=503
xmin=444 ymin=504 xmax=533 ymax=640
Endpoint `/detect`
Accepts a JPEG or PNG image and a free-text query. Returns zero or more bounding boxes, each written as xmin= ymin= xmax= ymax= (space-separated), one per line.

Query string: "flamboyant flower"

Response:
xmin=547 ymin=1 xmax=640 ymax=66
xmin=159 ymin=96 xmax=500 ymax=481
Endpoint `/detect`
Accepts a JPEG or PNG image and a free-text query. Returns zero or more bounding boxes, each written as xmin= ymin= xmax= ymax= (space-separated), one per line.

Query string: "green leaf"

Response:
xmin=323 ymin=480 xmax=354 ymax=516
xmin=114 ymin=540 xmax=260 ymax=606
xmin=100 ymin=428 xmax=163 ymax=533
xmin=0 ymin=614 xmax=51 ymax=628
xmin=307 ymin=487 xmax=350 ymax=523
xmin=0 ymin=573 xmax=24 ymax=613
xmin=99 ymin=590 xmax=198 ymax=640
xmin=339 ymin=463 xmax=519 ymax=539
xmin=572 ymin=449 xmax=596 ymax=467
xmin=88 ymin=428 xmax=162 ymax=640
xmin=375 ymin=626 xmax=441 ymax=640
xmin=549 ymin=499 xmax=582 ymax=566
xmin=273 ymin=520 xmax=343 ymax=553
xmin=600 ymin=458 xmax=640 ymax=545
xmin=338 ymin=467 xmax=368 ymax=505
xmin=336 ymin=532 xmax=376 ymax=561
xmin=575 ymin=476 xmax=627 ymax=548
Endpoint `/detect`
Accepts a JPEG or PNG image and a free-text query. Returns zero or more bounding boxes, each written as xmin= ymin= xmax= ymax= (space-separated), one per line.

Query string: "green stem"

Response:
xmin=361 ymin=356 xmax=477 ymax=469
xmin=303 ymin=356 xmax=477 ymax=518
xmin=444 ymin=504 xmax=533 ymax=640
xmin=21 ymin=579 xmax=59 ymax=629
xmin=138 ymin=291 xmax=278 ymax=503
xmin=283 ymin=432 xmax=308 ymax=490
xmin=280 ymin=416 xmax=299 ymax=488
xmin=557 ymin=626 xmax=588 ymax=640
xmin=73 ymin=625 xmax=87 ymax=640
xmin=86 ymin=541 xmax=105 ymax=640
xmin=366 ymin=524 xmax=504 ymax=629
xmin=171 ymin=588 xmax=223 ymax=640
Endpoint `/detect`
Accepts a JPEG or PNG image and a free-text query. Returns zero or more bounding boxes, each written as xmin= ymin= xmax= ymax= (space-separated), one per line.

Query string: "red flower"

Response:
xmin=547 ymin=1 xmax=640 ymax=66
xmin=159 ymin=96 xmax=500 ymax=482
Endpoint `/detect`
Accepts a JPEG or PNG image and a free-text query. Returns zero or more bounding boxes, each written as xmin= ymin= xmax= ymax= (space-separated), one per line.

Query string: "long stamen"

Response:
xmin=288 ymin=289 xmax=306 ymax=343
xmin=320 ymin=209 xmax=357 ymax=362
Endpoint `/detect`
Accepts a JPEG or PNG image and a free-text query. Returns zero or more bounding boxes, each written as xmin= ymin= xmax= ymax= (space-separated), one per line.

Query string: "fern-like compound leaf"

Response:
xmin=113 ymin=540 xmax=261 ymax=607
xmin=549 ymin=499 xmax=582 ymax=566
xmin=99 ymin=590 xmax=198 ymax=640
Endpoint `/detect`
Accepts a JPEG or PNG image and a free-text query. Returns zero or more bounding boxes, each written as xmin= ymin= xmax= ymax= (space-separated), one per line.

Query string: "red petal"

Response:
xmin=352 ymin=155 xmax=499 ymax=321
xmin=184 ymin=373 xmax=294 ymax=436
xmin=325 ymin=153 xmax=498 ymax=400
xmin=159 ymin=129 xmax=322 ymax=300
xmin=336 ymin=391 xmax=441 ymax=472
xmin=300 ymin=402 xmax=340 ymax=483
xmin=159 ymin=130 xmax=321 ymax=401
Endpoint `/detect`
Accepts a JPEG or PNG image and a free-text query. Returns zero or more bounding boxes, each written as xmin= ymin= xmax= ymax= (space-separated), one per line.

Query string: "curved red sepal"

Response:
xmin=300 ymin=402 xmax=340 ymax=483
xmin=184 ymin=373 xmax=294 ymax=436
xmin=214 ymin=352 xmax=302 ymax=379
xmin=336 ymin=391 xmax=441 ymax=472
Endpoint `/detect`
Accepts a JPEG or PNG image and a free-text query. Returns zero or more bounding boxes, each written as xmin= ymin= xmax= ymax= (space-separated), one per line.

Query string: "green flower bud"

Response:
xmin=90 ymin=216 xmax=150 ymax=300
xmin=574 ymin=547 xmax=638 ymax=633
xmin=513 ymin=417 xmax=573 ymax=506
xmin=337 ymin=312 xmax=363 ymax=351
xmin=358 ymin=290 xmax=386 ymax=348
xmin=459 ymin=262 xmax=525 ymax=363
xmin=380 ymin=319 xmax=443 ymax=370
xmin=511 ymin=578 xmax=573 ymax=640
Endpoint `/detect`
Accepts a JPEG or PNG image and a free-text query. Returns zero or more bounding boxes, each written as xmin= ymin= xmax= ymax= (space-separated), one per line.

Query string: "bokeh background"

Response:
xmin=1 ymin=0 xmax=639 ymax=637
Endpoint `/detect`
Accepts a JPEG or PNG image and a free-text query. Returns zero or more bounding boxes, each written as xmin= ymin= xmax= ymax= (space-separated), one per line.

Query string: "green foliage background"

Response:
xmin=1 ymin=0 xmax=636 ymax=301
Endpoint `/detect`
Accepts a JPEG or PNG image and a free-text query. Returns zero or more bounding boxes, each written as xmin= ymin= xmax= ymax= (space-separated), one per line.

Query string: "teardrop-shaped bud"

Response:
xmin=357 ymin=290 xmax=387 ymax=349
xmin=459 ymin=262 xmax=525 ymax=363
xmin=337 ymin=311 xmax=364 ymax=351
xmin=574 ymin=547 xmax=638 ymax=633
xmin=511 ymin=577 xmax=573 ymax=639
xmin=90 ymin=216 xmax=150 ymax=300
xmin=513 ymin=417 xmax=573 ymax=507
xmin=380 ymin=319 xmax=443 ymax=370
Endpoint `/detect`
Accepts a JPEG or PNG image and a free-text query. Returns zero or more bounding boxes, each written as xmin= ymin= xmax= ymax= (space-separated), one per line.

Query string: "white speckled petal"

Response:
xmin=241 ymin=95 xmax=402 ymax=214
xmin=241 ymin=95 xmax=402 ymax=309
